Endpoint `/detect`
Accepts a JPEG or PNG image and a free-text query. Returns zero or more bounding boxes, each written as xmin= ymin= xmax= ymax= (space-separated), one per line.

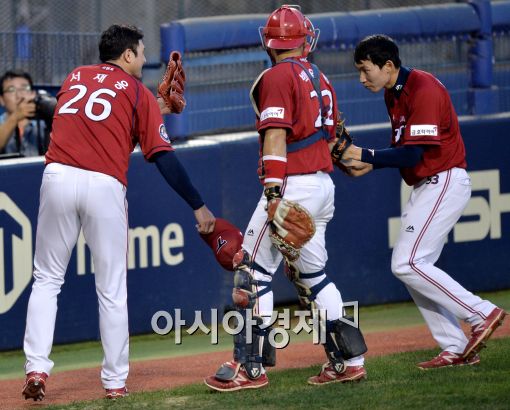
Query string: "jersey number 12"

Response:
xmin=310 ymin=89 xmax=334 ymax=127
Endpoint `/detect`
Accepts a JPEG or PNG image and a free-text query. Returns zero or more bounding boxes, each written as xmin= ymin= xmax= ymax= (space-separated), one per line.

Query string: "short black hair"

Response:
xmin=0 ymin=70 xmax=33 ymax=95
xmin=99 ymin=24 xmax=144 ymax=63
xmin=354 ymin=34 xmax=401 ymax=69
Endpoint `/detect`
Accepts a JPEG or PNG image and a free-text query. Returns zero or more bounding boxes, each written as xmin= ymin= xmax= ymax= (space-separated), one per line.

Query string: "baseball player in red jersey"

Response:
xmin=204 ymin=6 xmax=367 ymax=392
xmin=22 ymin=25 xmax=215 ymax=401
xmin=342 ymin=34 xmax=506 ymax=369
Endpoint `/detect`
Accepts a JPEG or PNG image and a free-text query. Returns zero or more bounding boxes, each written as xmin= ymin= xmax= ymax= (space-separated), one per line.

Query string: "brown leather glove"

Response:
xmin=158 ymin=51 xmax=186 ymax=114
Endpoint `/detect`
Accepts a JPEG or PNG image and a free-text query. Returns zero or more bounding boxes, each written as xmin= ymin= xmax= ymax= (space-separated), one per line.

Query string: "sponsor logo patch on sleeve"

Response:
xmin=410 ymin=124 xmax=438 ymax=137
xmin=159 ymin=124 xmax=170 ymax=143
xmin=260 ymin=107 xmax=285 ymax=122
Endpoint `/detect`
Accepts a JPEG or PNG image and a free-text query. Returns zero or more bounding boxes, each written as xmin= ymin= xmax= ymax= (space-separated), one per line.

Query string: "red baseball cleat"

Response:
xmin=105 ymin=386 xmax=129 ymax=399
xmin=204 ymin=361 xmax=269 ymax=392
xmin=417 ymin=351 xmax=480 ymax=370
xmin=307 ymin=363 xmax=367 ymax=385
xmin=22 ymin=371 xmax=48 ymax=401
xmin=463 ymin=307 xmax=506 ymax=360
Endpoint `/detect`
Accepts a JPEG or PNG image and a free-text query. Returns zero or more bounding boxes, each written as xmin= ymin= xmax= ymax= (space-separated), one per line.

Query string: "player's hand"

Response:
xmin=16 ymin=97 xmax=36 ymax=121
xmin=341 ymin=144 xmax=362 ymax=161
xmin=194 ymin=205 xmax=216 ymax=234
xmin=343 ymin=159 xmax=373 ymax=177
xmin=158 ymin=96 xmax=172 ymax=115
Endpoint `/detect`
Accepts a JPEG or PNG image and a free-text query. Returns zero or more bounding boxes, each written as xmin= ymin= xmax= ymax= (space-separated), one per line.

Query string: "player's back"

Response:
xmin=256 ymin=58 xmax=336 ymax=175
xmin=259 ymin=59 xmax=336 ymax=143
xmin=46 ymin=63 xmax=144 ymax=185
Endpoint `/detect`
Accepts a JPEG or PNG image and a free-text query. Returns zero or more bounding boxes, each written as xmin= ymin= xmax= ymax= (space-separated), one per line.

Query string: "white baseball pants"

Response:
xmin=24 ymin=163 xmax=129 ymax=388
xmin=243 ymin=171 xmax=363 ymax=366
xmin=392 ymin=167 xmax=496 ymax=354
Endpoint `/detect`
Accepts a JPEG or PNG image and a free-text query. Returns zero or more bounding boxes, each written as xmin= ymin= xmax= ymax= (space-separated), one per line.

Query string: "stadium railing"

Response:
xmin=160 ymin=0 xmax=510 ymax=138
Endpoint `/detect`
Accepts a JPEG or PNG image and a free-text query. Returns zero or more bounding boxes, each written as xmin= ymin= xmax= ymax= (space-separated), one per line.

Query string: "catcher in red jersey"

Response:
xmin=22 ymin=24 xmax=215 ymax=402
xmin=204 ymin=5 xmax=367 ymax=392
xmin=340 ymin=34 xmax=505 ymax=370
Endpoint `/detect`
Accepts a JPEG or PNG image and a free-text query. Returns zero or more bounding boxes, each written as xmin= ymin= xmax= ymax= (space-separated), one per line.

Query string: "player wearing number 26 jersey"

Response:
xmin=22 ymin=25 xmax=215 ymax=402
xmin=47 ymin=63 xmax=170 ymax=186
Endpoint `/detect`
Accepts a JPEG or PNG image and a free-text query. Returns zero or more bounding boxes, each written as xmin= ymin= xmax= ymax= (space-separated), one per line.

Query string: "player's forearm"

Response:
xmin=360 ymin=145 xmax=424 ymax=168
xmin=153 ymin=150 xmax=205 ymax=210
xmin=263 ymin=128 xmax=287 ymax=154
xmin=262 ymin=128 xmax=287 ymax=188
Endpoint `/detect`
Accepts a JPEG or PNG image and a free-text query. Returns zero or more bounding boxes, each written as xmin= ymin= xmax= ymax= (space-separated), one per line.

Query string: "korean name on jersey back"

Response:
xmin=47 ymin=63 xmax=172 ymax=186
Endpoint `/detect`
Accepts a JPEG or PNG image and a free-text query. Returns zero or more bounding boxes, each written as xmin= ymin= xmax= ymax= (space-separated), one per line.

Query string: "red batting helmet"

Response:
xmin=259 ymin=5 xmax=319 ymax=53
xmin=200 ymin=218 xmax=243 ymax=271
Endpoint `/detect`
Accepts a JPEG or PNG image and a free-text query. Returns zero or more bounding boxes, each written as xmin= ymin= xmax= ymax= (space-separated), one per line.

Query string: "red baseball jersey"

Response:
xmin=385 ymin=68 xmax=466 ymax=186
xmin=46 ymin=63 xmax=173 ymax=186
xmin=252 ymin=57 xmax=336 ymax=175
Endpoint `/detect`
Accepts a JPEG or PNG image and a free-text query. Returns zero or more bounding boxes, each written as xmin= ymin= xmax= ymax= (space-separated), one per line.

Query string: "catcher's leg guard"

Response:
xmin=216 ymin=250 xmax=275 ymax=381
xmin=285 ymin=262 xmax=366 ymax=373
xmin=323 ymin=318 xmax=368 ymax=373
xmin=284 ymin=262 xmax=331 ymax=309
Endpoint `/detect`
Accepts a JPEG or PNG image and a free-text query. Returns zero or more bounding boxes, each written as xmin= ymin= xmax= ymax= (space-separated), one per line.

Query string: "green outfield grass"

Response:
xmin=45 ymin=337 xmax=510 ymax=410
xmin=1 ymin=289 xmax=509 ymax=381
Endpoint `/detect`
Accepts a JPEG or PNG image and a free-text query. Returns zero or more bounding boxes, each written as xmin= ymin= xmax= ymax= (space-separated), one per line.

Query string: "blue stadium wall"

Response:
xmin=0 ymin=114 xmax=509 ymax=350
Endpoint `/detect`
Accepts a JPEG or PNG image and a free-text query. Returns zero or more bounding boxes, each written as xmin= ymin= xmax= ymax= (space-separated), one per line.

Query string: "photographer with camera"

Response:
xmin=0 ymin=70 xmax=56 ymax=157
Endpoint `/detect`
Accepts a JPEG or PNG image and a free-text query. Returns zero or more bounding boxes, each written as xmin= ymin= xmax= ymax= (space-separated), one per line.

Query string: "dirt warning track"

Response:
xmin=2 ymin=321 xmax=508 ymax=410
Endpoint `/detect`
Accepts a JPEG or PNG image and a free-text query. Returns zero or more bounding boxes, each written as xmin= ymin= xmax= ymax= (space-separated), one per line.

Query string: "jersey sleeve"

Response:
xmin=402 ymin=84 xmax=442 ymax=146
xmin=134 ymin=84 xmax=174 ymax=160
xmin=256 ymin=67 xmax=294 ymax=133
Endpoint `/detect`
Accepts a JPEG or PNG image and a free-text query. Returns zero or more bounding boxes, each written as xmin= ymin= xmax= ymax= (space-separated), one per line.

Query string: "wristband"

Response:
xmin=264 ymin=185 xmax=282 ymax=201
xmin=262 ymin=155 xmax=287 ymax=184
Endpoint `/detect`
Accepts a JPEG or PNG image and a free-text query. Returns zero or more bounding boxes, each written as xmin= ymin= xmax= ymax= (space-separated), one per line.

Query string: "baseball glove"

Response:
xmin=158 ymin=51 xmax=186 ymax=114
xmin=267 ymin=198 xmax=316 ymax=262
xmin=330 ymin=112 xmax=353 ymax=173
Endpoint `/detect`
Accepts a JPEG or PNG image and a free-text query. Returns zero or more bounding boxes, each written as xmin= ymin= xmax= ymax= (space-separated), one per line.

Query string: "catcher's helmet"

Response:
xmin=200 ymin=218 xmax=243 ymax=271
xmin=303 ymin=16 xmax=319 ymax=56
xmin=259 ymin=5 xmax=319 ymax=53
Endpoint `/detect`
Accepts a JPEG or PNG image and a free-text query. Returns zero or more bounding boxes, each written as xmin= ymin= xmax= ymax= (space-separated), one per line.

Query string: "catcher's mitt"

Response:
xmin=158 ymin=51 xmax=186 ymax=114
xmin=267 ymin=198 xmax=316 ymax=262
xmin=330 ymin=112 xmax=353 ymax=173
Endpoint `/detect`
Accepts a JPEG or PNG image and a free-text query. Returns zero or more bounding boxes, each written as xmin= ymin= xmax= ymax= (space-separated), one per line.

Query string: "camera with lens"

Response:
xmin=32 ymin=89 xmax=57 ymax=125
xmin=25 ymin=89 xmax=57 ymax=155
